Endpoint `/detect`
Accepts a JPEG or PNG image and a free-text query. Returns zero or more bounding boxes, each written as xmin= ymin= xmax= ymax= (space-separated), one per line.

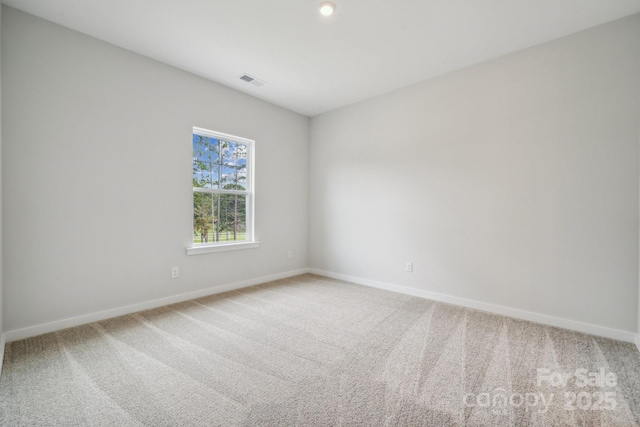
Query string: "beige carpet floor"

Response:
xmin=1 ymin=274 xmax=639 ymax=426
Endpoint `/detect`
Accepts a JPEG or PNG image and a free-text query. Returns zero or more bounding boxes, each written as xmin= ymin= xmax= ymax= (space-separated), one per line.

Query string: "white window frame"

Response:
xmin=187 ymin=127 xmax=258 ymax=255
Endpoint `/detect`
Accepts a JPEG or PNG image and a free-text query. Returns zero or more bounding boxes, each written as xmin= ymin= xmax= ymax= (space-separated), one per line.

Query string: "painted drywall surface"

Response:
xmin=310 ymin=14 xmax=640 ymax=332
xmin=0 ymin=3 xmax=3 ymax=339
xmin=2 ymin=7 xmax=309 ymax=332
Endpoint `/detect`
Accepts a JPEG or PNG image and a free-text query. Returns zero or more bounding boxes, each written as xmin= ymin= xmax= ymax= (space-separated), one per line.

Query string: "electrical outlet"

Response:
xmin=405 ymin=261 xmax=413 ymax=273
xmin=287 ymin=250 xmax=293 ymax=259
xmin=171 ymin=267 xmax=179 ymax=279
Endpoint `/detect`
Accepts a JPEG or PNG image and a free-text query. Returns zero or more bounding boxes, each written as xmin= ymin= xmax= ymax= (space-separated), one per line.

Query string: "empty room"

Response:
xmin=1 ymin=0 xmax=640 ymax=426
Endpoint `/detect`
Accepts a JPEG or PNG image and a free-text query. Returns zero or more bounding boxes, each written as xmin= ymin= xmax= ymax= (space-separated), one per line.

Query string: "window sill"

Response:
xmin=186 ymin=241 xmax=260 ymax=256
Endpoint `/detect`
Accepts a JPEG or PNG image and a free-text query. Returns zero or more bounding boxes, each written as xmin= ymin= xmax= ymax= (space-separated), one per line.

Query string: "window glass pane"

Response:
xmin=193 ymin=192 xmax=247 ymax=244
xmin=193 ymin=192 xmax=214 ymax=244
xmin=222 ymin=141 xmax=248 ymax=190
xmin=217 ymin=193 xmax=247 ymax=242
xmin=192 ymin=134 xmax=220 ymax=189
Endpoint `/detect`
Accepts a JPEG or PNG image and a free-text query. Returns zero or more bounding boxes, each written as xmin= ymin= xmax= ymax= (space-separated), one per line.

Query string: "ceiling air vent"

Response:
xmin=239 ymin=74 xmax=266 ymax=87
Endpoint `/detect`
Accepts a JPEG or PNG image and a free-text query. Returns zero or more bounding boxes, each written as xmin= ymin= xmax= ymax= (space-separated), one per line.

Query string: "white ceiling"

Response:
xmin=4 ymin=0 xmax=640 ymax=117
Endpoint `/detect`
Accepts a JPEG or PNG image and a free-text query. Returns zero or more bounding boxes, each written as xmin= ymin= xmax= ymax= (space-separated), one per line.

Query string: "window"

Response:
xmin=188 ymin=127 xmax=257 ymax=255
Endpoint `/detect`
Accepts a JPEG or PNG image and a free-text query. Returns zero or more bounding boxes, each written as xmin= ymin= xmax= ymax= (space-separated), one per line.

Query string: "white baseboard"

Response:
xmin=309 ymin=269 xmax=637 ymax=344
xmin=4 ymin=268 xmax=310 ymax=343
xmin=5 ymin=267 xmax=638 ymax=347
xmin=0 ymin=334 xmax=5 ymax=377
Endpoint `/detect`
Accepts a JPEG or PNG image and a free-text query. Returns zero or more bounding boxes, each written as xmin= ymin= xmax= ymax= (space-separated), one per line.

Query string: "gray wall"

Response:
xmin=310 ymin=14 xmax=640 ymax=332
xmin=2 ymin=7 xmax=309 ymax=332
xmin=0 ymin=4 xmax=3 ymax=341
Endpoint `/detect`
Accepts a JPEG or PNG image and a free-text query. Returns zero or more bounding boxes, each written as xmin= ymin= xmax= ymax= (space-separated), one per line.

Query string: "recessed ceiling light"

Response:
xmin=319 ymin=2 xmax=336 ymax=16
